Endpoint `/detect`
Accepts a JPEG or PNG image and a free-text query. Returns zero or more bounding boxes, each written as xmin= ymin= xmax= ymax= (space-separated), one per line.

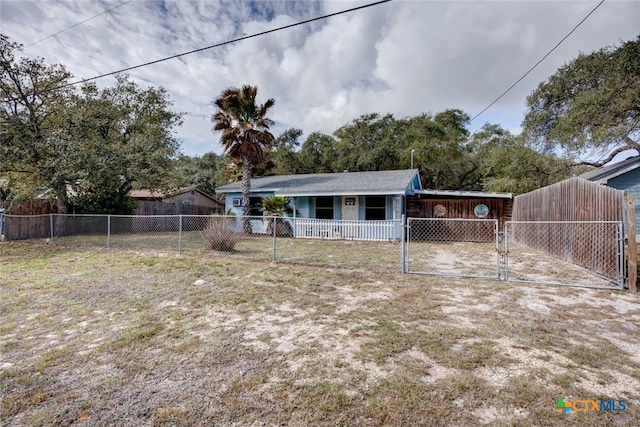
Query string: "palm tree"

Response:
xmin=212 ymin=85 xmax=275 ymax=232
xmin=260 ymin=195 xmax=288 ymax=215
xmin=261 ymin=195 xmax=293 ymax=236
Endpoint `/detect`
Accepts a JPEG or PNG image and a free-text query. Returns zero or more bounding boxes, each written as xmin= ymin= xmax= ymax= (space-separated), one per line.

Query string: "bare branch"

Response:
xmin=573 ymin=145 xmax=636 ymax=167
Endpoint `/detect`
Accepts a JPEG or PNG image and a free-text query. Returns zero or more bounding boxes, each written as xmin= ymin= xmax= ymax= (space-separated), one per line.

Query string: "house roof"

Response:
xmin=577 ymin=155 xmax=640 ymax=184
xmin=129 ymin=189 xmax=166 ymax=199
xmin=215 ymin=169 xmax=421 ymax=197
xmin=414 ymin=189 xmax=512 ymax=199
xmin=130 ymin=187 xmax=222 ymax=204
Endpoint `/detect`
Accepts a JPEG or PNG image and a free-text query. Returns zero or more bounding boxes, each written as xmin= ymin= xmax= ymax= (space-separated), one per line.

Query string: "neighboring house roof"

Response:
xmin=129 ymin=189 xmax=166 ymax=199
xmin=216 ymin=169 xmax=421 ymax=197
xmin=414 ymin=189 xmax=512 ymax=199
xmin=577 ymin=156 xmax=640 ymax=184
xmin=129 ymin=187 xmax=222 ymax=204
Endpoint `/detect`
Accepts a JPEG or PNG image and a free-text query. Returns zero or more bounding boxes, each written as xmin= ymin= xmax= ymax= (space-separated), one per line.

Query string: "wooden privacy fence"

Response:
xmin=131 ymin=202 xmax=223 ymax=231
xmin=2 ymin=215 xmax=107 ymax=241
xmin=3 ymin=200 xmax=222 ymax=217
xmin=3 ymin=199 xmax=58 ymax=215
xmin=511 ymin=178 xmax=634 ymax=290
xmin=2 ymin=214 xmax=52 ymax=241
xmin=512 ymin=178 xmax=625 ymax=222
xmin=406 ymin=195 xmax=512 ymax=229
xmin=1 ymin=201 xmax=224 ymax=239
xmin=134 ymin=201 xmax=223 ymax=216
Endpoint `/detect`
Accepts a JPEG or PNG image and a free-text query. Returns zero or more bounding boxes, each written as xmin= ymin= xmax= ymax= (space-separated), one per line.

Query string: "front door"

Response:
xmin=341 ymin=196 xmax=359 ymax=239
xmin=342 ymin=196 xmax=359 ymax=220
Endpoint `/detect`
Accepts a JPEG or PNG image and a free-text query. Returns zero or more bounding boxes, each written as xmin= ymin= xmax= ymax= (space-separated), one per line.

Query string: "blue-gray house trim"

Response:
xmin=578 ymin=156 xmax=640 ymax=236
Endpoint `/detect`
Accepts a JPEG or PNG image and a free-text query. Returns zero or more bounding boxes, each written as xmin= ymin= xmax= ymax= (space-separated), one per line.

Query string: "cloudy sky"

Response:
xmin=1 ymin=0 xmax=638 ymax=158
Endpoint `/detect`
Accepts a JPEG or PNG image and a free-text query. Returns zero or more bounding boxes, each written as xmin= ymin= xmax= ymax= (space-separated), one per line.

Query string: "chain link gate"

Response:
xmin=405 ymin=218 xmax=500 ymax=279
xmin=404 ymin=219 xmax=624 ymax=288
xmin=503 ymin=221 xmax=624 ymax=289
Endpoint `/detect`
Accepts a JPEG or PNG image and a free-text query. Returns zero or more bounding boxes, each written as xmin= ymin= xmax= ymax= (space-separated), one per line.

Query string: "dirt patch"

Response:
xmin=407 ymin=241 xmax=620 ymax=287
xmin=1 ymin=241 xmax=639 ymax=426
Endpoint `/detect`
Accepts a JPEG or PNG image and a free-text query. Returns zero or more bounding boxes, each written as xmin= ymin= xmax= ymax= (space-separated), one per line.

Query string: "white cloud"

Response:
xmin=1 ymin=0 xmax=638 ymax=156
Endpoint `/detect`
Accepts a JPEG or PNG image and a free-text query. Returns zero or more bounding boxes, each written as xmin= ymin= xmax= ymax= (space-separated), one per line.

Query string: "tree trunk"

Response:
xmin=241 ymin=156 xmax=252 ymax=234
xmin=54 ymin=182 xmax=68 ymax=238
xmin=118 ymin=180 xmax=133 ymax=198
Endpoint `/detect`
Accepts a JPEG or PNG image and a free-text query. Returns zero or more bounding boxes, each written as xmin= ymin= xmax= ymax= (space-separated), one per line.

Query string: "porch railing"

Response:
xmin=292 ymin=218 xmax=399 ymax=241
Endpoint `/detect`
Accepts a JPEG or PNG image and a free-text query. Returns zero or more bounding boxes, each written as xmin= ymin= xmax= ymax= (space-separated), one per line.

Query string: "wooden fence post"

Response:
xmin=627 ymin=194 xmax=637 ymax=291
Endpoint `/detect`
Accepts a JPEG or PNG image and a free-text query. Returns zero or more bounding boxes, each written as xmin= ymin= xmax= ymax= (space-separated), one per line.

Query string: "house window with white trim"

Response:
xmin=365 ymin=196 xmax=386 ymax=220
xmin=315 ymin=196 xmax=334 ymax=219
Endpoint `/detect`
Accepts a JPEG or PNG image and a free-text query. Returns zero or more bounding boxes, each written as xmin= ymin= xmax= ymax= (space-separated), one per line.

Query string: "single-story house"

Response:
xmin=130 ymin=187 xmax=224 ymax=215
xmin=216 ymin=169 xmax=421 ymax=219
xmin=578 ymin=155 xmax=640 ymax=235
xmin=215 ymin=169 xmax=421 ymax=239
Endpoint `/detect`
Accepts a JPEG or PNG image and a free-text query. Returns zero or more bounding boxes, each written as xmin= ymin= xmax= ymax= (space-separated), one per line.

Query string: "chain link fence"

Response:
xmin=504 ymin=221 xmax=624 ymax=288
xmin=405 ymin=218 xmax=500 ymax=279
xmin=1 ymin=214 xmax=627 ymax=288
xmin=2 ymin=214 xmax=402 ymax=271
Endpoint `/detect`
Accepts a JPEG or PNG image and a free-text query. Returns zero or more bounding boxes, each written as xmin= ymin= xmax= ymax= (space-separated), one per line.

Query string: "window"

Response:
xmin=315 ymin=196 xmax=334 ymax=219
xmin=365 ymin=196 xmax=386 ymax=220
xmin=249 ymin=197 xmax=263 ymax=216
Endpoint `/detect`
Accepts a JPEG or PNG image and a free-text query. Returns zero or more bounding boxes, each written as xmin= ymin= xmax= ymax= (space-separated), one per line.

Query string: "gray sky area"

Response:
xmin=1 ymin=0 xmax=638 ymax=157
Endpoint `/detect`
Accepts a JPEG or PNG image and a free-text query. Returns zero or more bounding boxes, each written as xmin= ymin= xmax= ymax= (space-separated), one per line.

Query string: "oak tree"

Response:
xmin=523 ymin=36 xmax=640 ymax=165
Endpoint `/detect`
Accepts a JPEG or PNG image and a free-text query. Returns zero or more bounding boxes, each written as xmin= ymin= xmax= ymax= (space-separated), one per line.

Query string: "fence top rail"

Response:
xmin=109 ymin=214 xmax=205 ymax=218
xmin=4 ymin=213 xmax=222 ymax=219
xmin=3 ymin=213 xmax=406 ymax=225
xmin=55 ymin=214 xmax=179 ymax=219
xmin=4 ymin=214 xmax=52 ymax=218
xmin=506 ymin=220 xmax=622 ymax=225
xmin=408 ymin=217 xmax=498 ymax=223
xmin=4 ymin=213 xmax=228 ymax=218
xmin=294 ymin=218 xmax=399 ymax=223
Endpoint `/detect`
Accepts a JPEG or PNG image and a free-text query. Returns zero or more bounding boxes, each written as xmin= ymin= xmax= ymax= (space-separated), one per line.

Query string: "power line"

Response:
xmin=23 ymin=0 xmax=134 ymax=49
xmin=61 ymin=0 xmax=391 ymax=89
xmin=469 ymin=0 xmax=605 ymax=123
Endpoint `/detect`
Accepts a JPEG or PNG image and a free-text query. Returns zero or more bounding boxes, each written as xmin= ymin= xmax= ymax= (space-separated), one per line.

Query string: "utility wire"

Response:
xmin=23 ymin=0 xmax=134 ymax=49
xmin=469 ymin=0 xmax=605 ymax=122
xmin=60 ymin=0 xmax=391 ymax=89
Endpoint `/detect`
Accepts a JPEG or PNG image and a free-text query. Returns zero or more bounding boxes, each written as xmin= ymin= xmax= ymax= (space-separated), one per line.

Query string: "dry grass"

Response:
xmin=199 ymin=217 xmax=241 ymax=252
xmin=1 ymin=240 xmax=639 ymax=426
xmin=52 ymin=232 xmax=404 ymax=271
xmin=51 ymin=232 xmax=618 ymax=288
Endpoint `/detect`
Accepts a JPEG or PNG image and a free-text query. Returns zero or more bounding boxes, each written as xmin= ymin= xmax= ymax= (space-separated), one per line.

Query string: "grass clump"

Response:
xmin=200 ymin=216 xmax=240 ymax=252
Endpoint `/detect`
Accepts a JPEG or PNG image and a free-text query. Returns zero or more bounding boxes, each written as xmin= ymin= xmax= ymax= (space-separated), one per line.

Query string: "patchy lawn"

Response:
xmin=51 ymin=232 xmax=404 ymax=272
xmin=1 ymin=241 xmax=639 ymax=426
